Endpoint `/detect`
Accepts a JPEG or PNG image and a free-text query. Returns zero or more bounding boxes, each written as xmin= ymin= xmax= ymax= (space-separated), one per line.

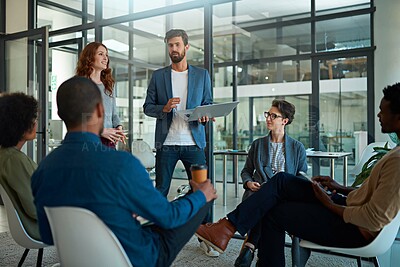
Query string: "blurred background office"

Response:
xmin=1 ymin=0 xmax=399 ymax=195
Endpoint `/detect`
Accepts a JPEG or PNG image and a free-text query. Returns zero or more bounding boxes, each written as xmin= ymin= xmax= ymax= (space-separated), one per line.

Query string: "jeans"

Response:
xmin=155 ymin=145 xmax=206 ymax=197
xmin=227 ymin=172 xmax=369 ymax=267
xmin=154 ymin=201 xmax=213 ymax=267
xmin=156 ymin=145 xmax=212 ymax=223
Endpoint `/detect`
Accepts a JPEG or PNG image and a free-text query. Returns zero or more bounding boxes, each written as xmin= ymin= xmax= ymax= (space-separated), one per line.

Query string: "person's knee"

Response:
xmin=273 ymin=172 xmax=286 ymax=180
xmin=270 ymin=172 xmax=305 ymax=192
xmin=265 ymin=172 xmax=291 ymax=191
xmin=273 ymin=172 xmax=296 ymax=181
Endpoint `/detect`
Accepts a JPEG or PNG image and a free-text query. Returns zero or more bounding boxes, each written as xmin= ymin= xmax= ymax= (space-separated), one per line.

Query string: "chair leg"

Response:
xmin=356 ymin=257 xmax=362 ymax=267
xmin=36 ymin=248 xmax=44 ymax=267
xmin=18 ymin=249 xmax=30 ymax=267
xmin=291 ymin=236 xmax=301 ymax=267
xmin=373 ymin=256 xmax=380 ymax=267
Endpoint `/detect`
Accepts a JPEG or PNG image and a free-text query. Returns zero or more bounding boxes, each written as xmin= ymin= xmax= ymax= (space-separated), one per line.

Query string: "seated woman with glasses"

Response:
xmin=235 ymin=99 xmax=308 ymax=267
xmin=0 ymin=92 xmax=41 ymax=241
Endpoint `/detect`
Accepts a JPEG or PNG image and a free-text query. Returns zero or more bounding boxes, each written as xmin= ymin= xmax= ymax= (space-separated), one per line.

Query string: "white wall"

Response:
xmin=6 ymin=0 xmax=27 ymax=33
xmin=50 ymin=50 xmax=76 ymax=120
xmin=5 ymin=0 xmax=28 ymax=93
xmin=374 ymin=0 xmax=400 ymax=143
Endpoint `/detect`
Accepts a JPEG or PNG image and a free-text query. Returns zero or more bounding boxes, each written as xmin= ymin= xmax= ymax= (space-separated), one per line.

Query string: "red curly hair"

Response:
xmin=75 ymin=42 xmax=115 ymax=96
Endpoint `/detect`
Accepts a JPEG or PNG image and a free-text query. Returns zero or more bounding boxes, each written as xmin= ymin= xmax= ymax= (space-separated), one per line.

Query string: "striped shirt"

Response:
xmin=269 ymin=142 xmax=285 ymax=174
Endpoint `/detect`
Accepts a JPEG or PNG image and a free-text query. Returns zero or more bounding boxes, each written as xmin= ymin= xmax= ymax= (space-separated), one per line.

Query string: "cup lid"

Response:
xmin=190 ymin=164 xmax=207 ymax=170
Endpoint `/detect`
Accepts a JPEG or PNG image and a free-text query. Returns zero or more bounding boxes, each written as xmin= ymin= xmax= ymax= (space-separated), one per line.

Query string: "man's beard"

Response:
xmin=170 ymin=50 xmax=185 ymax=64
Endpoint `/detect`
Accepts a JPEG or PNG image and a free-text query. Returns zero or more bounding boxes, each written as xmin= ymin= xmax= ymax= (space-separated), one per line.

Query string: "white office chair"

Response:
xmin=44 ymin=206 xmax=133 ymax=267
xmin=0 ymin=184 xmax=48 ymax=267
xmin=349 ymin=142 xmax=388 ymax=178
xmin=131 ymin=140 xmax=155 ymax=172
xmin=348 ymin=142 xmax=392 ymax=186
xmin=298 ymin=212 xmax=400 ymax=267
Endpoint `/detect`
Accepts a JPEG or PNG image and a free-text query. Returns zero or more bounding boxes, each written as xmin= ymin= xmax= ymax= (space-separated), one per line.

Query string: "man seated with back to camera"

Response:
xmin=31 ymin=76 xmax=217 ymax=267
xmin=194 ymin=82 xmax=400 ymax=267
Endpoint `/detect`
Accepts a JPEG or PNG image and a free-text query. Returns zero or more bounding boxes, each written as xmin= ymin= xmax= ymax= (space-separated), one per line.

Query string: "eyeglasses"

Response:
xmin=264 ymin=111 xmax=283 ymax=120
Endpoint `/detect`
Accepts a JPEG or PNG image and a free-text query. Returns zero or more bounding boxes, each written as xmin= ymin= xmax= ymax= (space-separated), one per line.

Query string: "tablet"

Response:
xmin=177 ymin=101 xmax=239 ymax=121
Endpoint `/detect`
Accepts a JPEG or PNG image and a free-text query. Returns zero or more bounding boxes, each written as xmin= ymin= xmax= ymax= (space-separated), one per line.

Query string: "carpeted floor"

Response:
xmin=172 ymin=236 xmax=361 ymax=267
xmin=0 ymin=231 xmax=364 ymax=267
xmin=0 ymin=232 xmax=58 ymax=267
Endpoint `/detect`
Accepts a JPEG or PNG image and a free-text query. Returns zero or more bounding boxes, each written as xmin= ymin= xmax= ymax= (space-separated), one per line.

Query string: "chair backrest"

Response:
xmin=131 ymin=140 xmax=155 ymax=170
xmin=349 ymin=142 xmax=391 ymax=179
xmin=44 ymin=206 xmax=132 ymax=267
xmin=0 ymin=183 xmax=45 ymax=249
xmin=357 ymin=211 xmax=400 ymax=257
xmin=300 ymin=211 xmax=400 ymax=258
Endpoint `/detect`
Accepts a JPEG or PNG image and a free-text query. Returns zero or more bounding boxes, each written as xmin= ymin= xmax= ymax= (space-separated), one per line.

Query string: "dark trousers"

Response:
xmin=155 ymin=145 xmax=206 ymax=197
xmin=240 ymin=189 xmax=262 ymax=248
xmin=154 ymin=201 xmax=213 ymax=267
xmin=227 ymin=172 xmax=369 ymax=267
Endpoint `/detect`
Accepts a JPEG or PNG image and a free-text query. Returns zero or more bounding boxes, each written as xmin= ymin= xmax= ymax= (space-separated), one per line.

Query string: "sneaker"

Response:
xmin=195 ymin=217 xmax=236 ymax=254
xmin=177 ymin=184 xmax=190 ymax=194
xmin=174 ymin=184 xmax=191 ymax=200
xmin=199 ymin=240 xmax=220 ymax=257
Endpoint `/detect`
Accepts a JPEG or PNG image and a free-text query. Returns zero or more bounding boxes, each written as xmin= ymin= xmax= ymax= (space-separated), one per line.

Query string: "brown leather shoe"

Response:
xmin=195 ymin=218 xmax=236 ymax=254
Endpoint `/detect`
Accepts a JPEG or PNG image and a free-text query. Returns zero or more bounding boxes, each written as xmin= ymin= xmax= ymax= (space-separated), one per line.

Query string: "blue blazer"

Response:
xmin=143 ymin=65 xmax=212 ymax=149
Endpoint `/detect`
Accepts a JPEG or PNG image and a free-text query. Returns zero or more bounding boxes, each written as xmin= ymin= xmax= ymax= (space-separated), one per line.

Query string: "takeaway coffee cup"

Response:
xmin=190 ymin=164 xmax=208 ymax=183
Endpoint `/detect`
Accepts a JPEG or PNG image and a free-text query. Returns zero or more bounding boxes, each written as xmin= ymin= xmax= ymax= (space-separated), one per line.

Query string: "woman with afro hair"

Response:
xmin=0 ymin=92 xmax=41 ymax=240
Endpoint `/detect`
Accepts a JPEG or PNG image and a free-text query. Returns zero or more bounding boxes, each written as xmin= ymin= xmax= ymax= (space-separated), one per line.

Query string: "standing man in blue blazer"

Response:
xmin=143 ymin=29 xmax=217 ymax=257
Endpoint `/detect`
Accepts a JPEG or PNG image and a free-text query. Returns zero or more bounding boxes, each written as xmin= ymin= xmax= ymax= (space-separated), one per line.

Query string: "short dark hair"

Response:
xmin=382 ymin=83 xmax=400 ymax=115
xmin=271 ymin=99 xmax=296 ymax=125
xmin=0 ymin=92 xmax=38 ymax=148
xmin=57 ymin=76 xmax=102 ymax=128
xmin=164 ymin=29 xmax=189 ymax=45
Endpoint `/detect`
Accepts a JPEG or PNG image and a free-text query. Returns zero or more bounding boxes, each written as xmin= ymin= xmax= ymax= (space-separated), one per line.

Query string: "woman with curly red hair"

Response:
xmin=76 ymin=42 xmax=125 ymax=148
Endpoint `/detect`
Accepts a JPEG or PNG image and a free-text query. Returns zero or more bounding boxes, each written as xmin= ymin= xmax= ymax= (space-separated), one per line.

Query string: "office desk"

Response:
xmin=306 ymin=151 xmax=352 ymax=186
xmin=213 ymin=150 xmax=248 ymax=206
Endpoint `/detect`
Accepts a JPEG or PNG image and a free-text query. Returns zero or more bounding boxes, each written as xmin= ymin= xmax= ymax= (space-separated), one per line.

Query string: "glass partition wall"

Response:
xmin=2 ymin=0 xmax=373 ymax=205
xmin=1 ymin=28 xmax=49 ymax=163
xmin=211 ymin=0 xmax=373 ymax=185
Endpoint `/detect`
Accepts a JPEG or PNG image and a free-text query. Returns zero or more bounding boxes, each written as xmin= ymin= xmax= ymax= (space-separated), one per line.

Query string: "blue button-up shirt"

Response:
xmin=31 ymin=132 xmax=206 ymax=267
